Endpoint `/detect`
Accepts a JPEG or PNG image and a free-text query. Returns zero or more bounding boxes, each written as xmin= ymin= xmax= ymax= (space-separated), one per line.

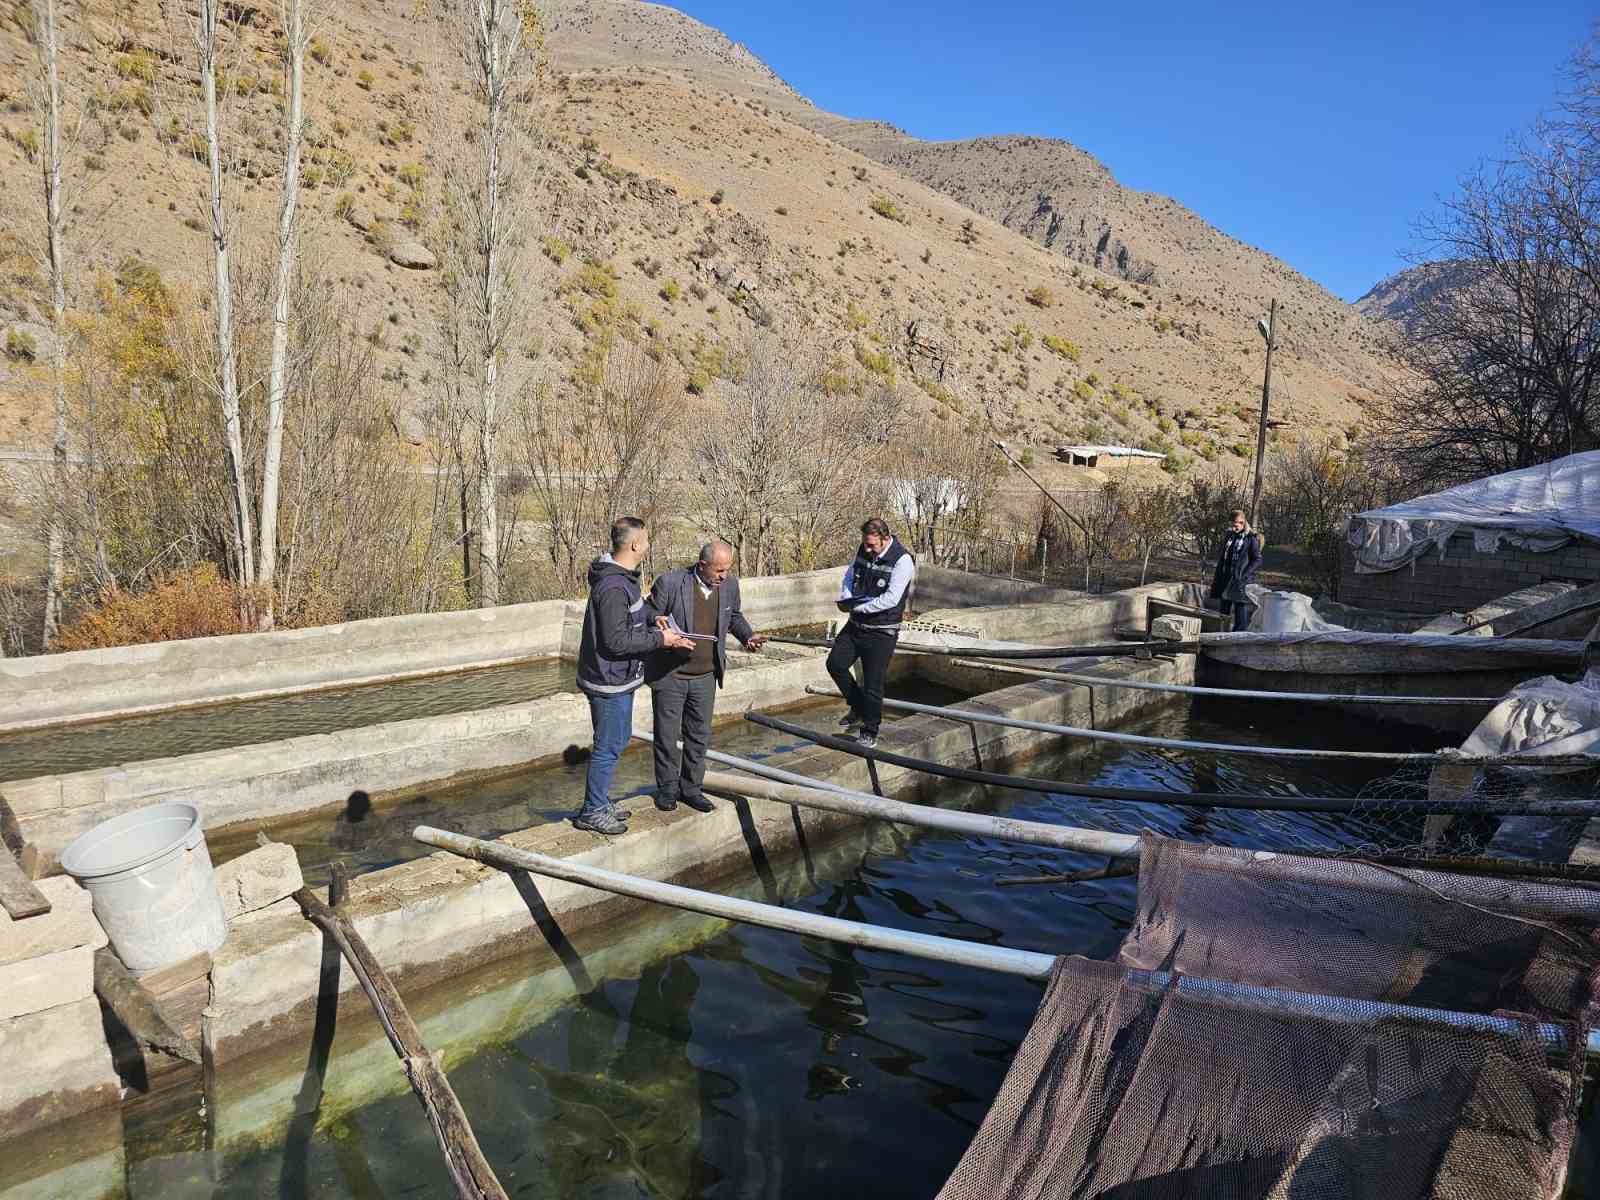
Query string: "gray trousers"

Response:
xmin=651 ymin=670 xmax=718 ymax=801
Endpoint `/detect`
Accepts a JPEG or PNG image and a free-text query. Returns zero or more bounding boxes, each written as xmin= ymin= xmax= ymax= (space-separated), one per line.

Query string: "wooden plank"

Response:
xmin=290 ymin=858 xmax=508 ymax=1200
xmin=0 ymin=842 xmax=50 ymax=920
xmin=94 ymin=947 xmax=201 ymax=1064
xmin=132 ymin=950 xmax=212 ymax=997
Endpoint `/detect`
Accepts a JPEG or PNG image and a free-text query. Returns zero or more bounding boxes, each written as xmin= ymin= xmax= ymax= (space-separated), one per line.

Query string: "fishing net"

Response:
xmin=1028 ymin=754 xmax=1600 ymax=878
xmin=938 ymin=834 xmax=1597 ymax=1200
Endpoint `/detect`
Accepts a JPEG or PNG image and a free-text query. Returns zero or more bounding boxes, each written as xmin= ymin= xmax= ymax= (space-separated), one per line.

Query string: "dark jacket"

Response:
xmin=577 ymin=556 xmax=662 ymax=696
xmin=644 ymin=564 xmax=755 ymax=687
xmin=1209 ymin=530 xmax=1263 ymax=604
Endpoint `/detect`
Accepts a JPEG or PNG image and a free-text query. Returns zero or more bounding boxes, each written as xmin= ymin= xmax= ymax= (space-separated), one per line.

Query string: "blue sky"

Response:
xmin=668 ymin=0 xmax=1594 ymax=301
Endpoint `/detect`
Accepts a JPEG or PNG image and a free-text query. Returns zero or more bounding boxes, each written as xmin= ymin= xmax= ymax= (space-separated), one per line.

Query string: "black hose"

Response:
xmin=741 ymin=712 xmax=1600 ymax=818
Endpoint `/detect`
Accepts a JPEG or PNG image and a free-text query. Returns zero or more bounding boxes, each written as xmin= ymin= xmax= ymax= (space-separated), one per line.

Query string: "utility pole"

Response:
xmin=1249 ymin=299 xmax=1277 ymax=524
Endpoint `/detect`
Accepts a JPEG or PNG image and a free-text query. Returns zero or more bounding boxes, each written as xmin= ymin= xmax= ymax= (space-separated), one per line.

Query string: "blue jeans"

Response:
xmin=580 ymin=690 xmax=635 ymax=820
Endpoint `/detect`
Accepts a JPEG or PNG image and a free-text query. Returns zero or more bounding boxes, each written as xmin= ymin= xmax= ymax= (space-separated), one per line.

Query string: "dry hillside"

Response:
xmin=0 ymin=0 xmax=1394 ymax=467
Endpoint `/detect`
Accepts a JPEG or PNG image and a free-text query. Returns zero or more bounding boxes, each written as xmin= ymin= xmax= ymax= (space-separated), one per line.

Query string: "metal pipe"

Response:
xmin=764 ymin=634 xmax=1199 ymax=658
xmin=411 ymin=827 xmax=1599 ymax=1058
xmin=931 ymin=665 xmax=1501 ymax=707
xmin=803 ymin=685 xmax=1594 ymax=767
xmin=699 ymin=769 xmax=1141 ymax=858
xmin=743 ymin=711 xmax=1600 ymax=813
xmin=411 ymin=825 xmax=1054 ymax=978
xmin=800 ymin=686 xmax=1450 ymax=763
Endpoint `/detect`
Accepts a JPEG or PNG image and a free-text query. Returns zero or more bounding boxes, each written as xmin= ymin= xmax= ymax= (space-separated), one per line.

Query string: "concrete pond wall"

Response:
xmin=2 ymin=568 xmax=846 ymax=735
xmin=0 ymin=647 xmax=1191 ymax=1152
xmin=3 ymin=574 xmax=1187 ymax=877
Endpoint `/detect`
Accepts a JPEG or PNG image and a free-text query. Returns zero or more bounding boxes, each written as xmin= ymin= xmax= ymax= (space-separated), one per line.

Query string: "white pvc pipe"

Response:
xmin=932 ymin=664 xmax=1500 ymax=707
xmin=411 ymin=825 xmax=1053 ymax=978
xmin=411 ymin=826 xmax=1599 ymax=1058
xmin=699 ymin=769 xmax=1141 ymax=858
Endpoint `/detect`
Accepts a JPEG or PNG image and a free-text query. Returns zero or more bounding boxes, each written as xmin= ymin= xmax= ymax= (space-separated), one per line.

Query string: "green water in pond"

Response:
xmin=0 ymin=658 xmax=578 ymax=783
xmin=110 ymin=698 xmax=1462 ymax=1199
xmin=208 ymin=679 xmax=974 ymax=888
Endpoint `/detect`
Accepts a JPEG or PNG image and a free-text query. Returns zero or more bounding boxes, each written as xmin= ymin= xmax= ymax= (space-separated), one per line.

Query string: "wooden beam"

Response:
xmin=0 ymin=842 xmax=50 ymax=919
xmin=289 ymin=859 xmax=508 ymax=1200
xmin=93 ymin=947 xmax=200 ymax=1064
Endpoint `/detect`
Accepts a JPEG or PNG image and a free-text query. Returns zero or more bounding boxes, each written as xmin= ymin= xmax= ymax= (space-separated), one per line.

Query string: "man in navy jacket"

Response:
xmin=574 ymin=517 xmax=693 ymax=834
xmin=644 ymin=540 xmax=767 ymax=813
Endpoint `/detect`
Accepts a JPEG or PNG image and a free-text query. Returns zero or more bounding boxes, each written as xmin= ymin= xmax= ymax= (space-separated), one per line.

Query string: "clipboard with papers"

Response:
xmin=664 ymin=613 xmax=717 ymax=642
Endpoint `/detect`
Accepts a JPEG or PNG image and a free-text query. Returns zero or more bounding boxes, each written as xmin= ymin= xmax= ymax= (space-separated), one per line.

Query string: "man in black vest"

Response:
xmin=828 ymin=517 xmax=916 ymax=748
xmin=644 ymin=540 xmax=767 ymax=814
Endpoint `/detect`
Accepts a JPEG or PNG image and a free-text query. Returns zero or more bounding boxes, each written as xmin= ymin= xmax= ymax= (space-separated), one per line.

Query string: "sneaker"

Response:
xmin=573 ymin=810 xmax=627 ymax=835
xmin=854 ymin=733 xmax=879 ymax=750
xmin=838 ymin=712 xmax=863 ymax=730
xmin=680 ymin=793 xmax=715 ymax=813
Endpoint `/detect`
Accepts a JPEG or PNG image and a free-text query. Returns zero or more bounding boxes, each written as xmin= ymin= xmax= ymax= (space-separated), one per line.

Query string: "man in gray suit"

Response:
xmin=645 ymin=540 xmax=767 ymax=813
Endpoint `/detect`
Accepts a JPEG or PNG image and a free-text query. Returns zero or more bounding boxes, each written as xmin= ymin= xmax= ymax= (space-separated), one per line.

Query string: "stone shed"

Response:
xmin=1339 ymin=451 xmax=1600 ymax=615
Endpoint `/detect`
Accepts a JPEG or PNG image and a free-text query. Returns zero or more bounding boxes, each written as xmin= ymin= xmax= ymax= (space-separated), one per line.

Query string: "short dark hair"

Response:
xmin=610 ymin=516 xmax=646 ymax=553
xmin=860 ymin=517 xmax=892 ymax=539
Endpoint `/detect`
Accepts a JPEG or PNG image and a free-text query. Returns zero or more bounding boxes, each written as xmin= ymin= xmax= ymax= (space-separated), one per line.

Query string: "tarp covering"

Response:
xmin=1346 ymin=450 xmax=1600 ymax=574
xmin=1459 ymin=669 xmax=1600 ymax=762
xmin=938 ymin=836 xmax=1595 ymax=1199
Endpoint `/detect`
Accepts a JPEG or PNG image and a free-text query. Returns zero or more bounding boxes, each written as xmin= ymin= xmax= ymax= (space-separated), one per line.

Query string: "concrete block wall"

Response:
xmin=1338 ymin=533 xmax=1600 ymax=615
xmin=7 ymin=569 xmax=848 ymax=735
xmin=2 ymin=598 xmax=573 ymax=732
xmin=0 ymin=877 xmax=118 ymax=1140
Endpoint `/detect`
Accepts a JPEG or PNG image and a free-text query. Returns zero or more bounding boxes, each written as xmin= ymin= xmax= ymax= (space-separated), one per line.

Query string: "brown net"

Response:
xmin=939 ymin=836 xmax=1598 ymax=1200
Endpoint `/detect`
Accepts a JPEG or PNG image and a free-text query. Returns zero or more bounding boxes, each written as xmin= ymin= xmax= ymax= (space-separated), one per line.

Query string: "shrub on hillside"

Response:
xmin=1025 ymin=285 xmax=1054 ymax=308
xmin=1042 ymin=334 xmax=1080 ymax=362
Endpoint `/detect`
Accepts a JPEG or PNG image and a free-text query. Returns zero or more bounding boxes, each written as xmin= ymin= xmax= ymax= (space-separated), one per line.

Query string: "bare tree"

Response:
xmin=433 ymin=0 xmax=545 ymax=607
xmin=1377 ymin=39 xmax=1600 ymax=488
xmin=1127 ymin=481 xmax=1183 ymax=585
xmin=27 ymin=0 xmax=69 ymax=645
xmin=694 ymin=333 xmax=811 ymax=575
xmin=514 ymin=340 xmax=679 ymax=592
xmin=782 ymin=378 xmax=898 ymax=570
xmin=256 ymin=0 xmax=311 ymax=627
xmin=18 ymin=0 xmax=105 ymax=644
xmin=156 ymin=0 xmax=258 ymax=595
xmin=890 ymin=404 xmax=1001 ymax=567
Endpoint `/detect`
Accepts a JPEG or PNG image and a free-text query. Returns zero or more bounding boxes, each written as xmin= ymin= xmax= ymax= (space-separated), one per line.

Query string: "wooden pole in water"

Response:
xmin=290 ymin=859 xmax=508 ymax=1200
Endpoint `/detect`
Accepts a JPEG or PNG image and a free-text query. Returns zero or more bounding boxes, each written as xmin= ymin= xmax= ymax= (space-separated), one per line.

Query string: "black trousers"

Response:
xmin=651 ymin=670 xmax=718 ymax=801
xmin=826 ymin=623 xmax=898 ymax=736
xmin=1219 ymin=599 xmax=1256 ymax=631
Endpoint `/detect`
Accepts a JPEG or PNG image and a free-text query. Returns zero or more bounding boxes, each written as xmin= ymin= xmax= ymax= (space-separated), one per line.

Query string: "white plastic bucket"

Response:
xmin=60 ymin=802 xmax=227 ymax=972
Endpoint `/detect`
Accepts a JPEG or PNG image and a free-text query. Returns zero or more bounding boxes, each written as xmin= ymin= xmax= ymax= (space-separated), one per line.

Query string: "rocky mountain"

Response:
xmin=0 ymin=0 xmax=1395 ymax=464
xmin=1355 ymin=261 xmax=1475 ymax=339
xmin=793 ymin=120 xmax=1392 ymax=389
